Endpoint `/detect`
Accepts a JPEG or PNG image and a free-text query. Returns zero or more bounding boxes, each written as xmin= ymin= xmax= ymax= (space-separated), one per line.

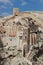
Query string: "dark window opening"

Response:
xmin=15 ymin=15 xmax=18 ymax=16
xmin=19 ymin=36 xmax=22 ymax=39
xmin=13 ymin=21 xmax=15 ymax=24
xmin=10 ymin=38 xmax=12 ymax=41
xmin=4 ymin=31 xmax=6 ymax=34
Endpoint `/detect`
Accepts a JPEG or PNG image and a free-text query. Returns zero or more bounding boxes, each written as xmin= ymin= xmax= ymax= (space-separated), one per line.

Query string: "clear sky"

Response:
xmin=0 ymin=0 xmax=43 ymax=16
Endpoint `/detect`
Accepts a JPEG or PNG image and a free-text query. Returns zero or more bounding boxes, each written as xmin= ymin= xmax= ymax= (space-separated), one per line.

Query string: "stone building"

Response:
xmin=0 ymin=8 xmax=43 ymax=57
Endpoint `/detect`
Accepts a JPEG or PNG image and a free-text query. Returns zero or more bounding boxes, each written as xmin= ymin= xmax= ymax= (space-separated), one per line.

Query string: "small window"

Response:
xmin=19 ymin=36 xmax=22 ymax=39
xmin=13 ymin=21 xmax=15 ymax=24
xmin=15 ymin=15 xmax=18 ymax=16
xmin=10 ymin=38 xmax=12 ymax=41
xmin=4 ymin=31 xmax=6 ymax=34
xmin=13 ymin=21 xmax=15 ymax=25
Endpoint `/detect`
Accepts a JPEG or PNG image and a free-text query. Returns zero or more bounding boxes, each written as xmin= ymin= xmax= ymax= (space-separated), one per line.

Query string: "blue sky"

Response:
xmin=0 ymin=0 xmax=43 ymax=16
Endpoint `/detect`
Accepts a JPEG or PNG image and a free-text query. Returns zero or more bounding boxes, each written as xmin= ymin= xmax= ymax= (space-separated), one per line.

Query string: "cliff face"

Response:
xmin=0 ymin=10 xmax=43 ymax=65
